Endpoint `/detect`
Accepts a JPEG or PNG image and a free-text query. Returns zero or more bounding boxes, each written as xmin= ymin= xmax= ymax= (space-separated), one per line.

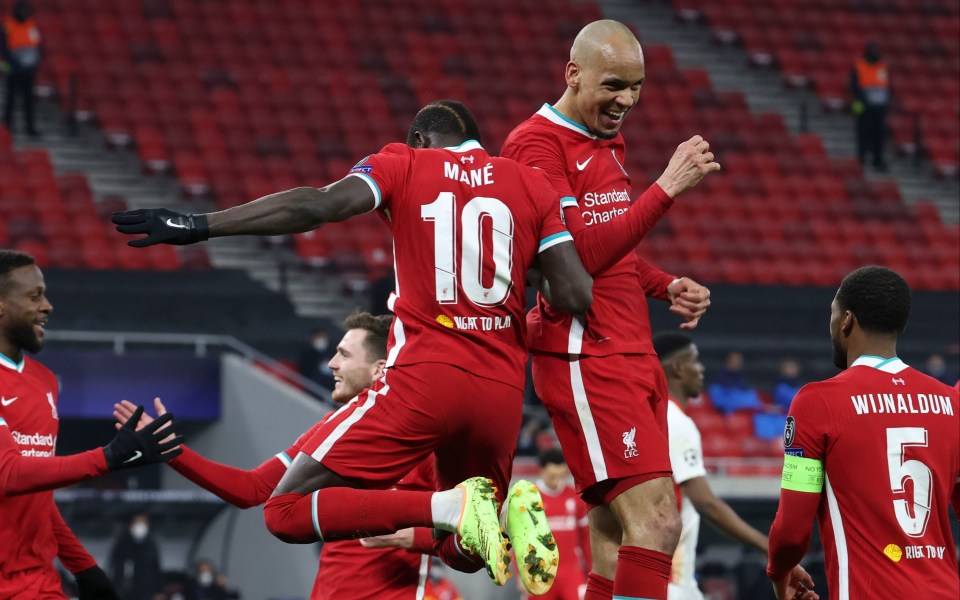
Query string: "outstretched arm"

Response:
xmin=112 ymin=176 xmax=378 ymax=246
xmin=114 ymin=399 xmax=288 ymax=509
xmin=0 ymin=406 xmax=181 ymax=496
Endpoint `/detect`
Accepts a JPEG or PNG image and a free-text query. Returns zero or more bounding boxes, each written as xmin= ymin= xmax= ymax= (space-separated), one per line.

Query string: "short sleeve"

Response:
xmin=668 ymin=411 xmax=707 ymax=484
xmin=783 ymin=384 xmax=827 ymax=461
xmin=344 ymin=143 xmax=412 ymax=211
xmin=527 ymin=171 xmax=573 ymax=254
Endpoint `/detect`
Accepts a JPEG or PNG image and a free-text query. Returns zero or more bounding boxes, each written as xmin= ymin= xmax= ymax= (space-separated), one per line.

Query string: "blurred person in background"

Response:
xmin=0 ymin=0 xmax=41 ymax=136
xmin=526 ymin=447 xmax=590 ymax=600
xmin=707 ymin=351 xmax=764 ymax=414
xmin=190 ymin=559 xmax=240 ymax=600
xmin=296 ymin=326 xmax=335 ymax=391
xmin=924 ymin=353 xmax=956 ymax=386
xmin=772 ymin=358 xmax=804 ymax=413
xmin=653 ymin=332 xmax=813 ymax=600
xmin=109 ymin=513 xmax=165 ymax=600
xmin=423 ymin=559 xmax=463 ymax=600
xmin=850 ymin=41 xmax=890 ymax=172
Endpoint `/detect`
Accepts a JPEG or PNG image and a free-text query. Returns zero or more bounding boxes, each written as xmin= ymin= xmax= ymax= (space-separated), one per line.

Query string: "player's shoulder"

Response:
xmin=503 ymin=111 xmax=565 ymax=150
xmin=905 ymin=367 xmax=960 ymax=396
xmin=667 ymin=402 xmax=700 ymax=436
xmin=24 ymin=356 xmax=56 ymax=382
xmin=377 ymin=142 xmax=413 ymax=157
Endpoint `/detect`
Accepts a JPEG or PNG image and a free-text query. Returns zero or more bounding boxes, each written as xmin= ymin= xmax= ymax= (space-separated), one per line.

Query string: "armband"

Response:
xmin=780 ymin=454 xmax=823 ymax=493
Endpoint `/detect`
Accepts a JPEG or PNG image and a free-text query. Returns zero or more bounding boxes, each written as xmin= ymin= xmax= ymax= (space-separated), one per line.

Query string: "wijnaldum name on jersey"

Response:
xmin=850 ymin=393 xmax=955 ymax=416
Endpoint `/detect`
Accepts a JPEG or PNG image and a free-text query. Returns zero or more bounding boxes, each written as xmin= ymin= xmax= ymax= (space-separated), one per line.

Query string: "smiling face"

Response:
xmin=327 ymin=328 xmax=384 ymax=404
xmin=566 ymin=47 xmax=645 ymax=139
xmin=0 ymin=264 xmax=52 ymax=359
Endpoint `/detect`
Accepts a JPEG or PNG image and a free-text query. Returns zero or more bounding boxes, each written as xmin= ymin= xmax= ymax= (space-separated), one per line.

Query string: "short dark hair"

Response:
xmin=538 ymin=446 xmax=565 ymax=468
xmin=406 ymin=100 xmax=482 ymax=146
xmin=342 ymin=311 xmax=392 ymax=362
xmin=0 ymin=250 xmax=35 ymax=295
xmin=653 ymin=332 xmax=694 ymax=363
xmin=836 ymin=265 xmax=911 ymax=335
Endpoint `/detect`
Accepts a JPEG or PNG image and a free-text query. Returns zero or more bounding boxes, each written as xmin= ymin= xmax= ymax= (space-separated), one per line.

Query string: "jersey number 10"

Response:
xmin=421 ymin=192 xmax=515 ymax=308
xmin=887 ymin=427 xmax=933 ymax=538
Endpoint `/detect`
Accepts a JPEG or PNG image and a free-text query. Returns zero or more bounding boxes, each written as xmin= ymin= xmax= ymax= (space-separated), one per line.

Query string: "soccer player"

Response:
xmin=111 ymin=100 xmax=593 ymax=593
xmin=0 ymin=250 xmax=183 ymax=599
xmin=767 ymin=266 xmax=960 ymax=599
xmin=115 ymin=312 xmax=438 ymax=599
xmin=529 ymin=447 xmax=590 ymax=600
xmin=500 ymin=20 xmax=718 ymax=600
xmin=652 ymin=332 xmax=816 ymax=600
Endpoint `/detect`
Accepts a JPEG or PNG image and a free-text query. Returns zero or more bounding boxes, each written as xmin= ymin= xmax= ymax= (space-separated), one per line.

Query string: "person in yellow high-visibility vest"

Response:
xmin=0 ymin=0 xmax=41 ymax=136
xmin=850 ymin=42 xmax=890 ymax=172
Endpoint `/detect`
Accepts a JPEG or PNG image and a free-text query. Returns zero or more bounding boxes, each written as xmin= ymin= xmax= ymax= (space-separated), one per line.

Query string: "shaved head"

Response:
xmin=570 ymin=20 xmax=644 ymax=70
xmin=555 ymin=20 xmax=646 ymax=139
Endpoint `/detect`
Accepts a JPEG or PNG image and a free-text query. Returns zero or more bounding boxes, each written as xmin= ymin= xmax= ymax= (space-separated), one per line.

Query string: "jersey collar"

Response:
xmin=850 ymin=355 xmax=908 ymax=374
xmin=443 ymin=139 xmax=483 ymax=153
xmin=0 ymin=352 xmax=25 ymax=373
xmin=536 ymin=104 xmax=597 ymax=139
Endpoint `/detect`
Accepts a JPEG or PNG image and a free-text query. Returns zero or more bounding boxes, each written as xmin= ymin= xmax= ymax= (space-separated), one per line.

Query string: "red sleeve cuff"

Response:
xmin=407 ymin=528 xmax=437 ymax=555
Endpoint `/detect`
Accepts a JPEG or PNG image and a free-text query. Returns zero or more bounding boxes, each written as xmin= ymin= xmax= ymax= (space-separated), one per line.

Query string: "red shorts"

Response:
xmin=0 ymin=566 xmax=65 ymax=599
xmin=532 ymin=353 xmax=671 ymax=497
xmin=300 ymin=363 xmax=523 ymax=502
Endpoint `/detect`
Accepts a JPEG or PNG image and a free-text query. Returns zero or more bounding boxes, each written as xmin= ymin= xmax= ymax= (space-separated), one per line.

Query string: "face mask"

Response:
xmin=198 ymin=571 xmax=214 ymax=587
xmin=312 ymin=338 xmax=329 ymax=352
xmin=130 ymin=523 xmax=149 ymax=541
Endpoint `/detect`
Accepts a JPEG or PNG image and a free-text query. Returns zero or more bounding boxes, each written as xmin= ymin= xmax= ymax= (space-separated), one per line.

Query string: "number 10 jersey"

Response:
xmin=347 ymin=140 xmax=572 ymax=391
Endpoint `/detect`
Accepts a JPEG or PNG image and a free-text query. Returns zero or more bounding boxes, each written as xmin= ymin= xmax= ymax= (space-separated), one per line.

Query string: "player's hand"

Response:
xmin=771 ymin=565 xmax=819 ymax=600
xmin=111 ymin=208 xmax=209 ymax=247
xmin=103 ymin=405 xmax=184 ymax=469
xmin=655 ymin=135 xmax=721 ymax=198
xmin=666 ymin=277 xmax=711 ymax=330
xmin=114 ymin=398 xmax=177 ymax=445
xmin=73 ymin=565 xmax=121 ymax=600
xmin=359 ymin=528 xmax=415 ymax=549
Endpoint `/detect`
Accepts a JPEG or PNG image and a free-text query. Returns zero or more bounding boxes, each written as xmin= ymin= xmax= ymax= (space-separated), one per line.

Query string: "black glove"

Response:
xmin=103 ymin=405 xmax=184 ymax=470
xmin=74 ymin=565 xmax=120 ymax=600
xmin=112 ymin=208 xmax=209 ymax=247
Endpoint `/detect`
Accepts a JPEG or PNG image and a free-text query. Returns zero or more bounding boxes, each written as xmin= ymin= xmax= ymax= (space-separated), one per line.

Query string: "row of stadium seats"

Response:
xmin=0 ymin=128 xmax=207 ymax=270
xmin=20 ymin=0 xmax=959 ymax=292
xmin=673 ymin=0 xmax=960 ymax=176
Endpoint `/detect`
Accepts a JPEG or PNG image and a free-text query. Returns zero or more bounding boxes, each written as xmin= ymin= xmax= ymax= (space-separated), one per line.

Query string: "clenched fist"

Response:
xmin=656 ymin=135 xmax=721 ymax=198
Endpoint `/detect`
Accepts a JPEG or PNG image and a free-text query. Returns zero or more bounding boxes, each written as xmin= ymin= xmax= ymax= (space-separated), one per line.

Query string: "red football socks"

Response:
xmin=584 ymin=572 xmax=615 ymax=600
xmin=612 ymin=545 xmax=672 ymax=599
xmin=264 ymin=488 xmax=433 ymax=543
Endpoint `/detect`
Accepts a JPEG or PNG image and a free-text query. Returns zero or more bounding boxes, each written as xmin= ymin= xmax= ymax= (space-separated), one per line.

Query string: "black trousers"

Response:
xmin=856 ymin=104 xmax=887 ymax=168
xmin=3 ymin=68 xmax=37 ymax=133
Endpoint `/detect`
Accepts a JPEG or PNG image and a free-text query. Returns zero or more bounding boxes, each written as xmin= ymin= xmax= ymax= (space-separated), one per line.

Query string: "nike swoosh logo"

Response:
xmin=123 ymin=451 xmax=143 ymax=464
xmin=0 ymin=397 xmax=17 ymax=406
xmin=165 ymin=218 xmax=189 ymax=229
xmin=576 ymin=156 xmax=594 ymax=171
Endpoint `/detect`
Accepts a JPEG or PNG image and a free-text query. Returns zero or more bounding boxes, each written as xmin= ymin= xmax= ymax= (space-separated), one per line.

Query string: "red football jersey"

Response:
xmin=785 ymin=356 xmax=959 ymax=598
xmin=501 ymin=104 xmax=674 ymax=357
xmin=0 ymin=355 xmax=63 ymax=586
xmin=538 ymin=480 xmax=589 ymax=583
xmin=347 ymin=141 xmax=572 ymax=390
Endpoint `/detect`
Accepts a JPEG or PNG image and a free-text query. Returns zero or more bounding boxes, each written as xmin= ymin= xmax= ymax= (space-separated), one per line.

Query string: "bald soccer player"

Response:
xmin=501 ymin=20 xmax=720 ymax=600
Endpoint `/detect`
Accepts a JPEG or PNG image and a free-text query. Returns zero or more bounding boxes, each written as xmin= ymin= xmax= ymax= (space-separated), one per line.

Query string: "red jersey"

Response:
xmin=501 ymin=104 xmax=675 ymax=358
xmin=770 ymin=356 xmax=960 ymax=599
xmin=347 ymin=141 xmax=572 ymax=390
xmin=538 ymin=480 xmax=590 ymax=580
xmin=0 ymin=355 xmax=65 ymax=584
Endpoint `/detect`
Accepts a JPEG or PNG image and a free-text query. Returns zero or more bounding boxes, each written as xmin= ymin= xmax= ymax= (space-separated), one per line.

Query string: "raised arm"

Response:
xmin=0 ymin=406 xmax=182 ymax=496
xmin=112 ymin=177 xmax=379 ymax=247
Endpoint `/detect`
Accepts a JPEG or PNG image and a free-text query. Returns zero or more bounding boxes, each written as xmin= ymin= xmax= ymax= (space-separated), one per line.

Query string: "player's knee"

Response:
xmin=621 ymin=497 xmax=681 ymax=552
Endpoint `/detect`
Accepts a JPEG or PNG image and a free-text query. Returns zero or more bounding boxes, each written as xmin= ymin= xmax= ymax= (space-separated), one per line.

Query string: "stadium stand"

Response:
xmin=25 ymin=0 xmax=957 ymax=290
xmin=675 ymin=0 xmax=960 ymax=177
